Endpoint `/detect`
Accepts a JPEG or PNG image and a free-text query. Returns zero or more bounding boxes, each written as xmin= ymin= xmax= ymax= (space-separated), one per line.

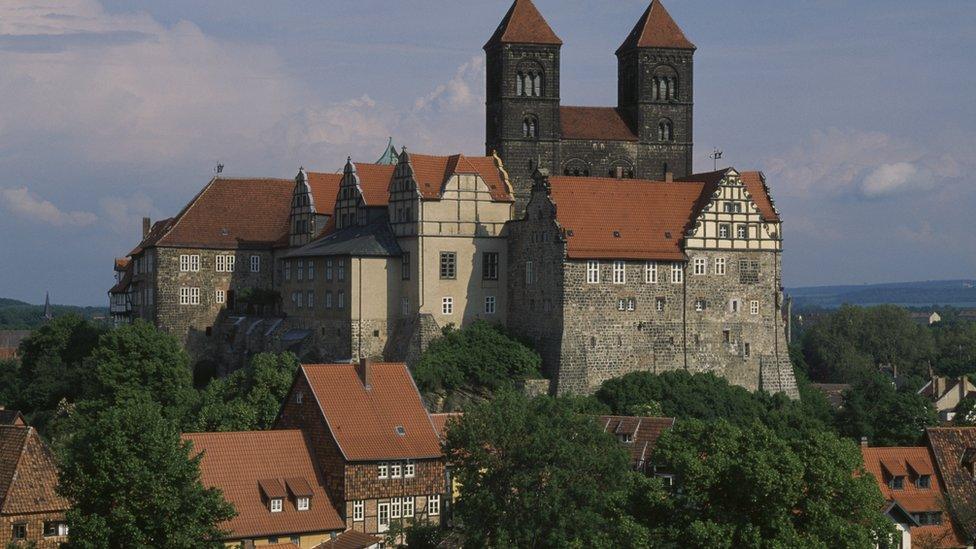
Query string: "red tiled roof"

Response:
xmin=484 ymin=0 xmax=561 ymax=49
xmin=407 ymin=153 xmax=513 ymax=202
xmin=127 ymin=217 xmax=174 ymax=256
xmin=352 ymin=164 xmax=396 ymax=207
xmin=599 ymin=416 xmax=675 ymax=469
xmin=308 ymin=172 xmax=343 ymax=215
xmin=430 ymin=412 xmax=463 ymax=442
xmin=300 ymin=363 xmax=443 ymax=461
xmin=0 ymin=410 xmax=25 ymax=426
xmin=927 ymin=427 xmax=976 ymax=541
xmin=109 ymin=262 xmax=133 ymax=294
xmin=739 ymin=171 xmax=781 ymax=222
xmin=182 ymin=430 xmax=345 ymax=539
xmin=548 ymin=176 xmax=707 ymax=260
xmin=0 ymin=425 xmax=71 ymax=515
xmin=114 ymin=257 xmax=130 ymax=271
xmin=560 ymin=107 xmax=637 ymax=142
xmin=313 ymin=530 xmax=382 ymax=549
xmin=617 ymin=0 xmax=696 ymax=53
xmin=861 ymin=445 xmax=966 ymax=546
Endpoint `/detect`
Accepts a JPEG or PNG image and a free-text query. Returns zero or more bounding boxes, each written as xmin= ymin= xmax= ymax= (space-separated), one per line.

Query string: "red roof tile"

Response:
xmin=313 ymin=530 xmax=382 ymax=549
xmin=617 ymin=0 xmax=696 ymax=53
xmin=127 ymin=217 xmax=174 ymax=255
xmin=927 ymin=427 xmax=976 ymax=541
xmin=407 ymin=153 xmax=513 ymax=202
xmin=739 ymin=171 xmax=781 ymax=222
xmin=861 ymin=445 xmax=966 ymax=546
xmin=351 ymin=163 xmax=395 ymax=207
xmin=308 ymin=172 xmax=343 ymax=215
xmin=599 ymin=416 xmax=675 ymax=469
xmin=560 ymin=107 xmax=637 ymax=142
xmin=0 ymin=410 xmax=25 ymax=427
xmin=484 ymin=0 xmax=562 ymax=49
xmin=430 ymin=412 xmax=463 ymax=442
xmin=109 ymin=262 xmax=132 ymax=294
xmin=0 ymin=426 xmax=71 ymax=515
xmin=182 ymin=430 xmax=345 ymax=539
xmin=548 ymin=176 xmax=706 ymax=260
xmin=114 ymin=257 xmax=130 ymax=271
xmin=300 ymin=363 xmax=443 ymax=462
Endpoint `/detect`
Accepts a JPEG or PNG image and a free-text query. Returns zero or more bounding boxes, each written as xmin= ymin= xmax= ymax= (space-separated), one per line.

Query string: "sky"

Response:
xmin=0 ymin=0 xmax=974 ymax=306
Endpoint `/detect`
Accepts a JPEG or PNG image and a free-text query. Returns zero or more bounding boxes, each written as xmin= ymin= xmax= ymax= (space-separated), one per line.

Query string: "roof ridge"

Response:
xmin=617 ymin=0 xmax=696 ymax=54
xmin=484 ymin=0 xmax=562 ymax=49
xmin=153 ymin=176 xmax=219 ymax=248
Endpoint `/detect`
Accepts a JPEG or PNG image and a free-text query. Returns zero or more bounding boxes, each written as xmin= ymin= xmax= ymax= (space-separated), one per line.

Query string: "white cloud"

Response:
xmin=861 ymin=162 xmax=920 ymax=197
xmin=0 ymin=186 xmax=97 ymax=226
xmin=98 ymin=193 xmax=155 ymax=235
xmin=414 ymin=56 xmax=484 ymax=112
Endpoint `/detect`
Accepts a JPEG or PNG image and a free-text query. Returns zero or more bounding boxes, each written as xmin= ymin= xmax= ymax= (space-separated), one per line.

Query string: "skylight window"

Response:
xmin=395 ymin=426 xmax=406 ymax=436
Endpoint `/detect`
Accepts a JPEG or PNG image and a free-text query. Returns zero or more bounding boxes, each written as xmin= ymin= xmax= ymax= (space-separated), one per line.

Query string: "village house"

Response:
xmin=275 ymin=360 xmax=447 ymax=539
xmin=919 ymin=376 xmax=976 ymax=422
xmin=927 ymin=427 xmax=976 ymax=547
xmin=0 ymin=425 xmax=71 ymax=548
xmin=182 ymin=429 xmax=346 ymax=548
xmin=598 ymin=416 xmax=675 ymax=482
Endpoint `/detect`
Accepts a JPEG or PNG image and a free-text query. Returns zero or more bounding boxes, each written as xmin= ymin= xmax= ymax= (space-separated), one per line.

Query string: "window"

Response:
xmin=731 ymin=299 xmax=740 ymax=313
xmin=483 ymin=252 xmax=499 ymax=280
xmin=723 ymin=329 xmax=731 ymax=344
xmin=326 ymin=259 xmax=333 ymax=281
xmin=285 ymin=260 xmax=292 ymax=280
xmin=440 ymin=252 xmax=456 ymax=279
xmin=403 ymin=496 xmax=415 ymax=518
xmin=737 ymin=224 xmax=748 ymax=239
xmin=250 ymin=255 xmax=260 ymax=272
xmin=391 ymin=462 xmax=402 ymax=478
xmin=180 ymin=254 xmax=200 ymax=272
xmin=192 ymin=288 xmax=200 ymax=305
xmin=308 ymin=260 xmax=315 ymax=280
xmin=485 ymin=296 xmax=496 ymax=315
xmin=671 ymin=263 xmax=683 ymax=284
xmin=338 ymin=259 xmax=345 ymax=281
xmin=307 ymin=290 xmax=315 ymax=309
xmin=715 ymin=258 xmax=727 ymax=275
xmin=270 ymin=498 xmax=283 ymax=513
xmin=378 ymin=502 xmax=390 ymax=532
xmin=428 ymin=494 xmax=441 ymax=516
xmin=353 ymin=500 xmax=365 ymax=521
xmin=618 ymin=299 xmax=626 ymax=311
xmin=401 ymin=296 xmax=410 ymax=316
xmin=719 ymin=224 xmax=730 ymax=238
xmin=658 ymin=120 xmax=674 ymax=141
xmin=525 ymin=260 xmax=535 ymax=284
xmin=627 ymin=298 xmax=636 ymax=311
xmin=695 ymin=299 xmax=706 ymax=312
xmin=391 ymin=497 xmax=402 ymax=519
xmin=43 ymin=521 xmax=68 ymax=537
xmin=297 ymin=497 xmax=310 ymax=511
xmin=917 ymin=474 xmax=931 ymax=488
xmin=378 ymin=462 xmax=388 ymax=479
xmin=645 ymin=262 xmax=658 ymax=283
xmin=215 ymin=289 xmax=225 ymax=304
xmin=295 ymin=391 xmax=303 ymax=404
xmin=612 ymin=261 xmax=626 ymax=284
xmin=522 ymin=116 xmax=539 ymax=138
xmin=337 ymin=290 xmax=345 ymax=309
xmin=744 ymin=342 xmax=751 ymax=357
xmin=296 ymin=291 xmax=303 ymax=308
xmin=693 ymin=257 xmax=706 ymax=275
xmin=656 ymin=297 xmax=665 ymax=312
xmin=586 ymin=260 xmax=600 ymax=283
xmin=297 ymin=259 xmax=304 ymax=281
xmin=326 ymin=291 xmax=333 ymax=309
xmin=12 ymin=523 xmax=26 ymax=540
xmin=216 ymin=254 xmax=235 ymax=272
xmin=442 ymin=297 xmax=454 ymax=315
xmin=890 ymin=476 xmax=905 ymax=490
xmin=180 ymin=287 xmax=200 ymax=305
xmin=402 ymin=252 xmax=410 ymax=280
xmin=405 ymin=460 xmax=415 ymax=478
xmin=750 ymin=300 xmax=760 ymax=315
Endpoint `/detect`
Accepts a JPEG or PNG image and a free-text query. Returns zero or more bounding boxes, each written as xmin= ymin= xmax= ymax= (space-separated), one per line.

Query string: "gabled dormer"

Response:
xmin=681 ymin=168 xmax=783 ymax=252
xmin=290 ymin=168 xmax=316 ymax=247
xmin=334 ymin=158 xmax=395 ymax=230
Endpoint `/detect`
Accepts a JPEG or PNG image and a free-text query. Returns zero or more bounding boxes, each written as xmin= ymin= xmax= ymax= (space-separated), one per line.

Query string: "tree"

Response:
xmin=639 ymin=419 xmax=892 ymax=548
xmin=413 ymin=321 xmax=542 ymax=393
xmin=190 ymin=352 xmax=300 ymax=432
xmin=444 ymin=392 xmax=646 ymax=548
xmin=58 ymin=396 xmax=234 ymax=548
xmin=836 ymin=372 xmax=938 ymax=446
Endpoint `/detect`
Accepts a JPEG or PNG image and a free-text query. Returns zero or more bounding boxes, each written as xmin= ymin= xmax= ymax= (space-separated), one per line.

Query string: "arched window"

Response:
xmin=533 ymin=73 xmax=542 ymax=97
xmin=609 ymin=159 xmax=636 ymax=179
xmin=658 ymin=120 xmax=674 ymax=142
xmin=652 ymin=66 xmax=678 ymax=102
xmin=516 ymin=72 xmax=524 ymax=96
xmin=522 ymin=116 xmax=539 ymax=139
xmin=563 ymin=159 xmax=590 ymax=177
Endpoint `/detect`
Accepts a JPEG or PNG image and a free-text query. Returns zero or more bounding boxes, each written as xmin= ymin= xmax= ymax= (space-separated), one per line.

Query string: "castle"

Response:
xmin=110 ymin=0 xmax=797 ymax=398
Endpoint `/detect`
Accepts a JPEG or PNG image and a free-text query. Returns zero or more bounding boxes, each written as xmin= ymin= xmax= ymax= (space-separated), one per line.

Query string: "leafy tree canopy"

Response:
xmin=58 ymin=396 xmax=234 ymax=549
xmin=836 ymin=372 xmax=939 ymax=446
xmin=444 ymin=392 xmax=647 ymax=548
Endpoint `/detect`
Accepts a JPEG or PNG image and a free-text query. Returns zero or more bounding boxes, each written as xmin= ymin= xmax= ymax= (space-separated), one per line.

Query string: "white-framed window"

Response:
xmin=485 ymin=295 xmax=496 ymax=315
xmin=645 ymin=261 xmax=658 ymax=283
xmin=405 ymin=460 xmax=415 ymax=478
xmin=428 ymin=494 xmax=441 ymax=516
xmin=656 ymin=297 xmax=665 ymax=312
xmin=627 ymin=298 xmax=635 ymax=311
xmin=378 ymin=462 xmax=388 ymax=479
xmin=192 ymin=255 xmax=199 ymax=272
xmin=525 ymin=261 xmax=534 ymax=284
xmin=215 ymin=289 xmax=225 ymax=304
xmin=284 ymin=260 xmax=291 ymax=281
xmin=179 ymin=254 xmax=200 ymax=272
xmin=401 ymin=296 xmax=410 ymax=316
xmin=442 ymin=297 xmax=454 ymax=315
xmin=671 ymin=263 xmax=683 ymax=284
xmin=353 ymin=500 xmax=364 ymax=521
xmin=297 ymin=497 xmax=309 ymax=511
xmin=403 ymin=496 xmax=415 ymax=518
xmin=42 ymin=521 xmax=68 ymax=537
xmin=612 ymin=261 xmax=626 ymax=284
xmin=586 ymin=260 xmax=600 ymax=283
xmin=326 ymin=259 xmax=333 ymax=281
xmin=693 ymin=258 xmax=706 ymax=275
xmin=719 ymin=224 xmax=730 ymax=239
xmin=715 ymin=257 xmax=727 ymax=275
xmin=750 ymin=300 xmax=760 ymax=315
xmin=270 ymin=498 xmax=283 ymax=513
xmin=391 ymin=462 xmax=402 ymax=478
xmin=737 ymin=224 xmax=748 ymax=239
xmin=695 ymin=299 xmax=706 ymax=312
xmin=337 ymin=290 xmax=345 ymax=309
xmin=391 ymin=497 xmax=402 ymax=519
xmin=180 ymin=287 xmax=200 ymax=305
xmin=618 ymin=299 xmax=626 ymax=311
xmin=338 ymin=259 xmax=345 ymax=281
xmin=307 ymin=290 xmax=314 ymax=309
xmin=378 ymin=502 xmax=390 ymax=532
xmin=308 ymin=260 xmax=315 ymax=280
xmin=250 ymin=255 xmax=260 ymax=272
xmin=216 ymin=255 xmax=225 ymax=272
xmin=297 ymin=259 xmax=304 ymax=281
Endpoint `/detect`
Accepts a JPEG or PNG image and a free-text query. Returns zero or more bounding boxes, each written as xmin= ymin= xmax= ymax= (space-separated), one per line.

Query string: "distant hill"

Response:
xmin=0 ymin=297 xmax=109 ymax=329
xmin=788 ymin=280 xmax=976 ymax=310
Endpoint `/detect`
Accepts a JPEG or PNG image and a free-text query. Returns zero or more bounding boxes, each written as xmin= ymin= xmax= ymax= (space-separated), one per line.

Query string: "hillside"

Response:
xmin=0 ymin=297 xmax=109 ymax=329
xmin=789 ymin=279 xmax=976 ymax=310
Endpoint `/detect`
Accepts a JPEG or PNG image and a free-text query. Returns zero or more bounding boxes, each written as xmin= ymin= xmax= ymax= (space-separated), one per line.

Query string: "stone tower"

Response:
xmin=484 ymin=0 xmax=562 ymax=212
xmin=616 ymin=0 xmax=696 ymax=179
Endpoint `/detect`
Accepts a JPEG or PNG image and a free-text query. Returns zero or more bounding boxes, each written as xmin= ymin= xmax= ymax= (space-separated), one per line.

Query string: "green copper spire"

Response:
xmin=375 ymin=137 xmax=399 ymax=165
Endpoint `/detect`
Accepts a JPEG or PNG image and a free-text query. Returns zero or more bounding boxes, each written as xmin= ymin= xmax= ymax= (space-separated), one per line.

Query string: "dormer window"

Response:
xmin=916 ymin=474 xmax=931 ymax=489
xmin=620 ymin=433 xmax=634 ymax=444
xmin=889 ymin=476 xmax=905 ymax=490
xmin=270 ymin=498 xmax=283 ymax=513
xmin=297 ymin=496 xmax=310 ymax=511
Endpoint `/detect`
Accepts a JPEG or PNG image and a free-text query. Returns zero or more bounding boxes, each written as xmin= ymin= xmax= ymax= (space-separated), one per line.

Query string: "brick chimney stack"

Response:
xmin=356 ymin=357 xmax=373 ymax=390
xmin=665 ymin=172 xmax=674 ymax=183
xmin=142 ymin=217 xmax=151 ymax=238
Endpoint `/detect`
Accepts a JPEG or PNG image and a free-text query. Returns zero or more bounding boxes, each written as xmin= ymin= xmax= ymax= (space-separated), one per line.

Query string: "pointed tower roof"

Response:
xmin=375 ymin=137 xmax=399 ymax=165
xmin=617 ymin=0 xmax=695 ymax=54
xmin=484 ymin=0 xmax=562 ymax=50
xmin=43 ymin=292 xmax=52 ymax=321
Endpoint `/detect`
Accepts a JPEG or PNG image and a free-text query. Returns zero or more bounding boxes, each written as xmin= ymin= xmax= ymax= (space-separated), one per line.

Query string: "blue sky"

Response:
xmin=0 ymin=0 xmax=973 ymax=305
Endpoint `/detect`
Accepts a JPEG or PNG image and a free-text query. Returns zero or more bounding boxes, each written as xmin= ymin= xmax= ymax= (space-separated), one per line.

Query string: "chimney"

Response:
xmin=356 ymin=357 xmax=373 ymax=390
xmin=960 ymin=376 xmax=967 ymax=402
xmin=860 ymin=436 xmax=868 ymax=447
xmin=614 ymin=166 xmax=624 ymax=179
xmin=936 ymin=376 xmax=946 ymax=398
xmin=665 ymin=172 xmax=674 ymax=183
xmin=142 ymin=217 xmax=151 ymax=238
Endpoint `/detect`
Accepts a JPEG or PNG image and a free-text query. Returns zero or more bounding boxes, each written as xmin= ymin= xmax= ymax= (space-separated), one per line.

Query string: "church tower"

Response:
xmin=617 ymin=0 xmax=696 ymax=179
xmin=484 ymin=0 xmax=562 ymax=212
